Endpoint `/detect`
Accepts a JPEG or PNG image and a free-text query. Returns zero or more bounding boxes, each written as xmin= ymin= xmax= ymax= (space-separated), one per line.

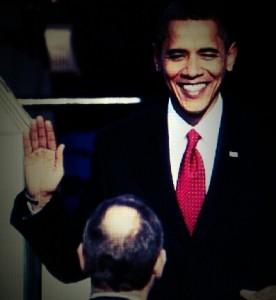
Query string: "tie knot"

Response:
xmin=187 ymin=129 xmax=201 ymax=148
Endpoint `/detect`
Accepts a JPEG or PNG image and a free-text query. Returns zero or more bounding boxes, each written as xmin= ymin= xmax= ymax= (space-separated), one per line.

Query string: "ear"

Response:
xmin=153 ymin=43 xmax=161 ymax=72
xmin=154 ymin=56 xmax=161 ymax=72
xmin=77 ymin=243 xmax=85 ymax=271
xmin=226 ymin=42 xmax=238 ymax=72
xmin=153 ymin=249 xmax=167 ymax=278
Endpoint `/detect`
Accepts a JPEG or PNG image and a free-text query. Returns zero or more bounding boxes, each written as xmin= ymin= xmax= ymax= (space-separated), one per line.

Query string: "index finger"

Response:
xmin=45 ymin=120 xmax=57 ymax=150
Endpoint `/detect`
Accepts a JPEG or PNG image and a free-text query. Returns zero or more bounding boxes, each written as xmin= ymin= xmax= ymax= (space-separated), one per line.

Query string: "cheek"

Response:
xmin=204 ymin=61 xmax=226 ymax=78
xmin=163 ymin=62 xmax=182 ymax=80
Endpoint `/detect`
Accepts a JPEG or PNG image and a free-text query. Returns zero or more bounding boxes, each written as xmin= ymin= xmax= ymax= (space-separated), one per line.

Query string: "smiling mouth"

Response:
xmin=178 ymin=83 xmax=208 ymax=97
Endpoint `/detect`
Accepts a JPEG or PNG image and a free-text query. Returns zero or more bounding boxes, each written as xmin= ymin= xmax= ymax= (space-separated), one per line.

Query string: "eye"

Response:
xmin=199 ymin=50 xmax=220 ymax=60
xmin=167 ymin=54 xmax=184 ymax=61
xmin=202 ymin=53 xmax=218 ymax=59
xmin=165 ymin=50 xmax=187 ymax=61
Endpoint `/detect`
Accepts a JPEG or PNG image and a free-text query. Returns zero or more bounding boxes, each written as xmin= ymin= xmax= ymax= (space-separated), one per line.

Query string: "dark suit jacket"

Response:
xmin=11 ymin=98 xmax=276 ymax=300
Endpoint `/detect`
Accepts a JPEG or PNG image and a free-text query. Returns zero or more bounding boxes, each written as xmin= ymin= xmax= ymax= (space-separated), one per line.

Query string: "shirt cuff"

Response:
xmin=25 ymin=192 xmax=43 ymax=215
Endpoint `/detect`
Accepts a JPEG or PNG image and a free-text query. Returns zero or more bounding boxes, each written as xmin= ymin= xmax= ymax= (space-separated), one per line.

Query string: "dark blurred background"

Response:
xmin=0 ymin=0 xmax=168 ymax=100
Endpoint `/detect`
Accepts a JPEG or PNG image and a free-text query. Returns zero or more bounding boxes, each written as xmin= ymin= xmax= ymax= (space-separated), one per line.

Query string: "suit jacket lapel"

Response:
xmin=193 ymin=100 xmax=243 ymax=240
xmin=150 ymin=106 xmax=194 ymax=239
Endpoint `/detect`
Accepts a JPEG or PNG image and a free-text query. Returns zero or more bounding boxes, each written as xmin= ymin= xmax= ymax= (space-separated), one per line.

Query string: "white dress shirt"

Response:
xmin=168 ymin=95 xmax=223 ymax=192
xmin=90 ymin=291 xmax=141 ymax=300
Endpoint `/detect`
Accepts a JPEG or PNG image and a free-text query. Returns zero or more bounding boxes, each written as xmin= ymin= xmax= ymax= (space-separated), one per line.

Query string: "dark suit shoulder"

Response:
xmin=95 ymin=102 xmax=168 ymax=146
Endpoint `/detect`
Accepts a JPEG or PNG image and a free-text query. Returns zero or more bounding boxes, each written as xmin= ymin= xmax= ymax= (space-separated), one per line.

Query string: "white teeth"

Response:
xmin=182 ymin=83 xmax=206 ymax=92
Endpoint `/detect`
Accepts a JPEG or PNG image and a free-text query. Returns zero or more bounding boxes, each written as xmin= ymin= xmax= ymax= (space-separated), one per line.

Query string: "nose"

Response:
xmin=181 ymin=55 xmax=202 ymax=78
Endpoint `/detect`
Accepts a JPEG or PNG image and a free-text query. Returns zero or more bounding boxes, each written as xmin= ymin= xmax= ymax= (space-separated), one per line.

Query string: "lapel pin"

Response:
xmin=229 ymin=151 xmax=239 ymax=158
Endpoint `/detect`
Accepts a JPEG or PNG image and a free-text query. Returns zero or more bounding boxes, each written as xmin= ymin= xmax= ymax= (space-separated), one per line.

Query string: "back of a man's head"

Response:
xmin=81 ymin=194 xmax=165 ymax=292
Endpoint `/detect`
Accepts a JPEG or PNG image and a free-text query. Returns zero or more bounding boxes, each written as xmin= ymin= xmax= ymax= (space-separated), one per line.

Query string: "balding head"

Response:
xmin=102 ymin=205 xmax=140 ymax=240
xmin=80 ymin=195 xmax=165 ymax=292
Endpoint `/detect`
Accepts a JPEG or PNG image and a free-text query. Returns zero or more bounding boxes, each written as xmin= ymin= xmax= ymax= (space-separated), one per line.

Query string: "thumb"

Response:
xmin=56 ymin=144 xmax=65 ymax=169
xmin=240 ymin=289 xmax=257 ymax=300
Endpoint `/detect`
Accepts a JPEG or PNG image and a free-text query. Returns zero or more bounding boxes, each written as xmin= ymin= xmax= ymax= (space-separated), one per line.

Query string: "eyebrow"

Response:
xmin=198 ymin=47 xmax=220 ymax=54
xmin=165 ymin=49 xmax=186 ymax=55
xmin=165 ymin=47 xmax=220 ymax=56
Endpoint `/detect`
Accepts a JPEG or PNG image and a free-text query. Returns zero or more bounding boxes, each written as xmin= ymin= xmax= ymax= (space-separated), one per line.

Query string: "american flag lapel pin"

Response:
xmin=229 ymin=151 xmax=239 ymax=158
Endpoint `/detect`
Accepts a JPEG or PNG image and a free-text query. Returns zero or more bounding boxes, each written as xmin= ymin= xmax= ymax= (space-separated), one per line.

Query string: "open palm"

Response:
xmin=24 ymin=116 xmax=64 ymax=209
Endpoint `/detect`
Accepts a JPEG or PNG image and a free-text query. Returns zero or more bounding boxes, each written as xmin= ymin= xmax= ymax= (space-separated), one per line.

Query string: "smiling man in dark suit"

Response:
xmin=11 ymin=1 xmax=276 ymax=300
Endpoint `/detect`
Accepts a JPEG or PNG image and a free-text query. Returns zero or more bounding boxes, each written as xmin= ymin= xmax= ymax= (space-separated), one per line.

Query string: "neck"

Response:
xmin=170 ymin=94 xmax=219 ymax=126
xmin=90 ymin=275 xmax=156 ymax=300
xmin=91 ymin=285 xmax=150 ymax=300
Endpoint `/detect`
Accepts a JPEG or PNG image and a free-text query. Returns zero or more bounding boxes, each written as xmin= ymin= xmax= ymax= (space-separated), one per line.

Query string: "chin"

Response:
xmin=180 ymin=101 xmax=208 ymax=115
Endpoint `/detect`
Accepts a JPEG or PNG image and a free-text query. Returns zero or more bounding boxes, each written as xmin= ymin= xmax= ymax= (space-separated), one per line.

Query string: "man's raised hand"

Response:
xmin=23 ymin=116 xmax=65 ymax=210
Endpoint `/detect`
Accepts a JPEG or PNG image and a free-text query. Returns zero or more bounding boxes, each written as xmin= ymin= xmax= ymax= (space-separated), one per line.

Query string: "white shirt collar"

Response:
xmin=167 ymin=94 xmax=223 ymax=146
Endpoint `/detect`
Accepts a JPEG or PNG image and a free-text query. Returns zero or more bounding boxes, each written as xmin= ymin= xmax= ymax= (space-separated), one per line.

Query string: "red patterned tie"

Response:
xmin=176 ymin=129 xmax=206 ymax=235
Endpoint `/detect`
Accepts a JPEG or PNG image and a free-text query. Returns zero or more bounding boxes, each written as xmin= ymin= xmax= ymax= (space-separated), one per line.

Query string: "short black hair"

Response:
xmin=154 ymin=0 xmax=237 ymax=56
xmin=82 ymin=194 xmax=164 ymax=291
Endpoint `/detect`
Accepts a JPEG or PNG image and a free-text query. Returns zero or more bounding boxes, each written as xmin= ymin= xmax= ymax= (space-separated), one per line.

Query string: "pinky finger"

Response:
xmin=23 ymin=130 xmax=32 ymax=156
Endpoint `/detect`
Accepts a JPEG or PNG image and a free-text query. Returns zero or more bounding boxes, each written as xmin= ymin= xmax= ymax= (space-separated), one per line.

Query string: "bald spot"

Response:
xmin=101 ymin=205 xmax=141 ymax=240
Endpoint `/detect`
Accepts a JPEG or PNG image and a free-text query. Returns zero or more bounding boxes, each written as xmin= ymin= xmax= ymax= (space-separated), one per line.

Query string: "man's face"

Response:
xmin=159 ymin=20 xmax=237 ymax=119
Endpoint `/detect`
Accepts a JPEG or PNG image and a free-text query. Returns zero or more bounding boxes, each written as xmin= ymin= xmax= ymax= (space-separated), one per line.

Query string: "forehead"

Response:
xmin=164 ymin=19 xmax=224 ymax=49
